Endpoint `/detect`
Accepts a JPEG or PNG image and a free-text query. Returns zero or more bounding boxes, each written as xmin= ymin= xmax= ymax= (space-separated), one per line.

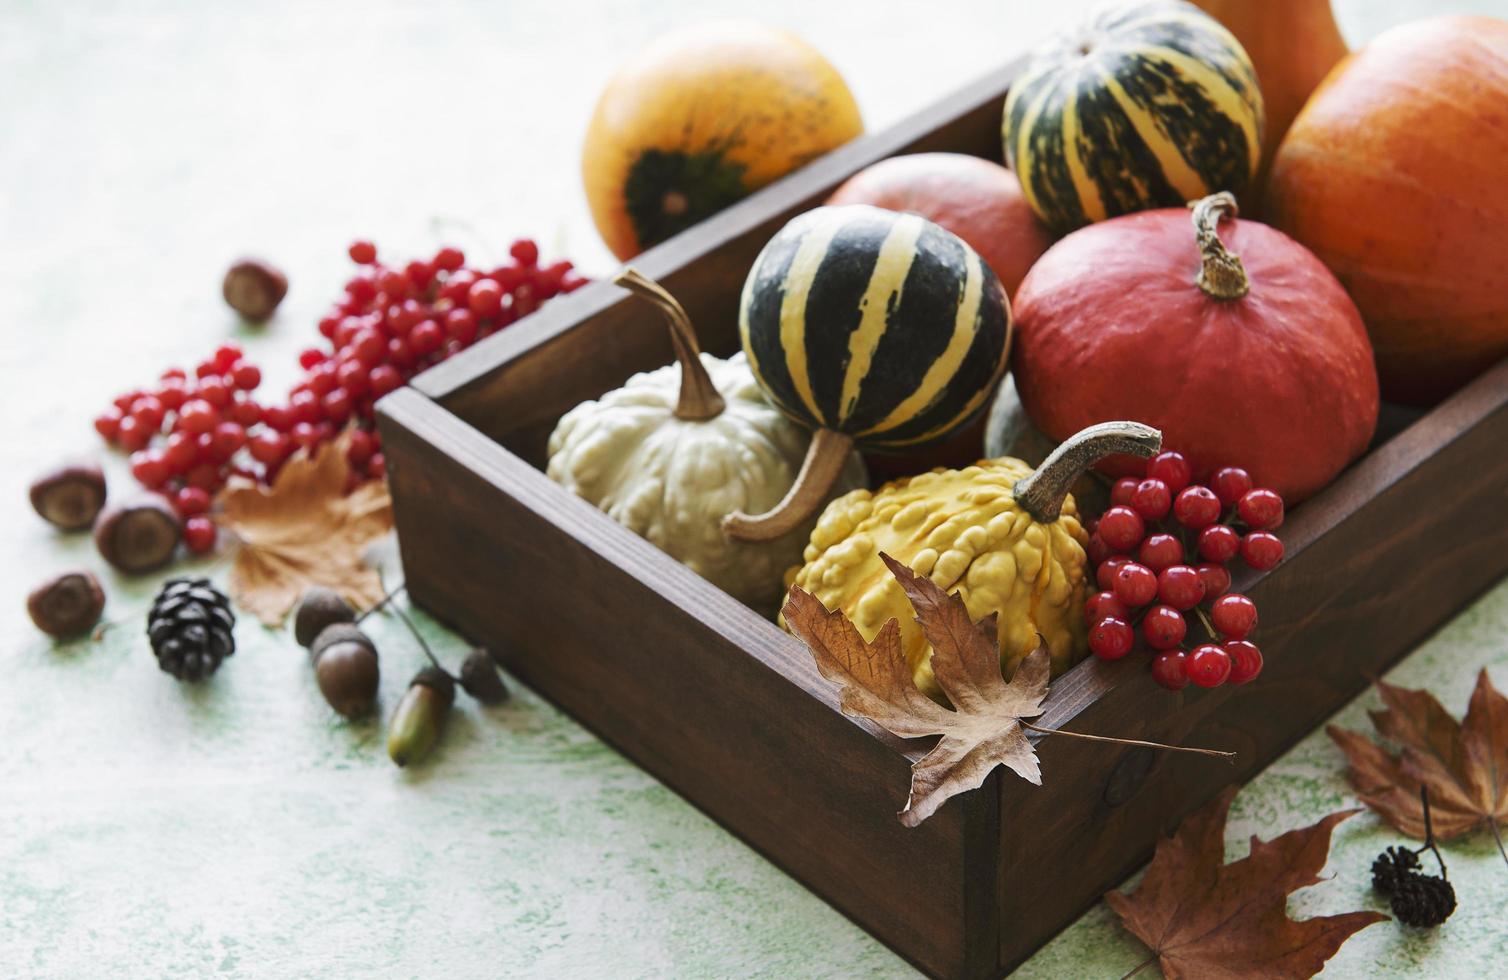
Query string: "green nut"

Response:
xmin=386 ymin=666 xmax=455 ymax=767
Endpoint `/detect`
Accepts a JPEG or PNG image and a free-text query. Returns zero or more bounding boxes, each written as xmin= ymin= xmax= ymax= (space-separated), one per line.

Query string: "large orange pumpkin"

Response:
xmin=582 ymin=22 xmax=862 ymax=260
xmin=826 ymin=153 xmax=1052 ymax=298
xmin=1267 ymin=16 xmax=1508 ymax=404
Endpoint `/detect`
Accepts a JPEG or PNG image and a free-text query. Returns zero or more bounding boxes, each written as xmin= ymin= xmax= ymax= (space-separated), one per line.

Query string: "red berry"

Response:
xmin=1238 ymin=488 xmax=1285 ymax=530
xmin=213 ymin=343 xmax=243 ymax=373
xmin=117 ymin=414 xmax=150 ymax=450
xmin=1157 ymin=564 xmax=1205 ymax=609
xmin=290 ymin=389 xmax=323 ymax=424
xmin=348 ymin=240 xmax=377 ymax=264
xmin=369 ymin=364 xmax=402 ymax=397
xmin=1225 ymin=640 xmax=1263 ymax=684
xmin=350 ymin=330 xmax=385 ymax=367
xmin=1086 ymin=591 xmax=1129 ymax=625
xmin=509 ymin=238 xmax=539 ymax=266
xmin=1196 ymin=563 xmax=1232 ymax=600
xmin=210 ymin=421 xmax=246 ymax=460
xmin=174 ymin=485 xmax=212 ymax=517
xmin=185 ymin=463 xmax=222 ymax=491
xmin=378 ymin=268 xmax=411 ymax=298
xmin=366 ymin=452 xmax=386 ymax=480
xmin=249 ymin=430 xmax=289 ymax=465
xmin=197 ymin=376 xmax=231 ymax=408
xmin=433 ymin=246 xmax=465 ymax=272
xmin=306 ymin=361 xmax=339 ymax=396
xmin=298 ymin=348 xmax=327 ymax=370
xmin=1142 ymin=605 xmax=1187 ymax=650
xmin=94 ymin=409 xmax=123 ymax=442
xmin=1151 ymin=650 xmax=1190 ymax=690
xmin=1187 ymin=644 xmax=1231 ymax=687
xmin=231 ymin=399 xmax=261 ymax=427
xmin=1197 ymin=524 xmax=1240 ymax=563
xmin=1147 ymin=451 xmax=1191 ymax=493
xmin=336 ymin=359 xmax=370 ymax=396
xmin=1089 ymin=617 xmax=1134 ymax=660
xmin=130 ymin=394 xmax=166 ymax=431
xmin=261 ymin=404 xmax=294 ymax=433
xmin=156 ymin=378 xmax=188 ymax=410
xmin=1086 ymin=532 xmax=1114 ymax=566
xmin=177 ymin=399 xmax=219 ymax=435
xmin=163 ymin=431 xmax=198 ymax=472
xmin=160 ymin=367 xmax=187 ymax=382
xmin=1130 ymin=478 xmax=1172 ymax=520
xmin=183 ymin=515 xmax=217 ymax=554
xmin=113 ymin=390 xmax=143 ymax=412
xmin=1138 ymin=533 xmax=1183 ymax=572
xmin=1211 ymin=594 xmax=1258 ymax=638
xmin=1097 ymin=556 xmax=1129 ymax=592
xmin=1098 ymin=506 xmax=1145 ymax=552
xmin=468 ymin=279 xmax=504 ymax=317
xmin=561 ymin=271 xmax=590 ymax=293
xmin=1211 ymin=466 xmax=1253 ymax=507
xmin=347 ymin=429 xmax=376 ymax=467
xmin=1241 ymin=531 xmax=1284 ymax=570
xmin=409 ymin=318 xmax=444 ymax=356
xmin=1111 ymin=477 xmax=1139 ymax=507
xmin=1113 ymin=562 xmax=1158 ymax=607
xmin=290 ymin=421 xmax=323 ymax=452
xmin=1173 ymin=485 xmax=1221 ymax=529
xmin=386 ymin=337 xmax=415 ymax=368
xmin=445 ymin=308 xmax=479 ymax=345
xmin=130 ymin=450 xmax=170 ymax=489
xmin=323 ymin=387 xmax=354 ymax=425
xmin=231 ymin=362 xmax=261 ymax=391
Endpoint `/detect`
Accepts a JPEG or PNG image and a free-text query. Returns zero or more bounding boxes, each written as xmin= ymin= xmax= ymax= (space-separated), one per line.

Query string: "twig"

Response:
xmin=1019 ymin=720 xmax=1235 ymax=761
xmin=388 ymin=600 xmax=446 ymax=674
xmin=356 ymin=580 xmax=406 ymax=623
xmin=1119 ymin=955 xmax=1157 ymax=980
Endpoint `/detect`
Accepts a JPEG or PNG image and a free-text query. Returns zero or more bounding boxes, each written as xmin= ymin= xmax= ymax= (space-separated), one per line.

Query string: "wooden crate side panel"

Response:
xmin=994 ymin=360 xmax=1508 ymax=972
xmin=378 ymin=389 xmax=1001 ymax=979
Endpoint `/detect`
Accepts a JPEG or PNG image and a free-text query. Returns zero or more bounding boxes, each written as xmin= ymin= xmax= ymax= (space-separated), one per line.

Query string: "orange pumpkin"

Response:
xmin=826 ymin=153 xmax=1052 ymax=297
xmin=1267 ymin=16 xmax=1508 ymax=404
xmin=1191 ymin=0 xmax=1346 ymax=212
xmin=582 ymin=22 xmax=862 ymax=260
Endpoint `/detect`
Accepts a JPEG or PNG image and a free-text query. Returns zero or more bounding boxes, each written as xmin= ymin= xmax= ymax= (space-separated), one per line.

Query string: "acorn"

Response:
xmin=93 ymin=495 xmax=181 ymax=573
xmin=458 ymin=648 xmax=509 ymax=705
xmin=222 ymin=257 xmax=288 ymax=321
xmin=310 ymin=623 xmax=380 ymax=718
xmin=27 ymin=570 xmax=106 ymax=637
xmin=387 ymin=666 xmax=455 ymax=767
xmin=293 ymin=586 xmax=356 ymax=648
xmin=30 ymin=462 xmax=107 ymax=530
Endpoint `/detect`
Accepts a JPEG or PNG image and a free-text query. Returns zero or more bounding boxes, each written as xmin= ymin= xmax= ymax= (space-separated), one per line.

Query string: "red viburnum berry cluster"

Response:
xmin=93 ymin=238 xmax=588 ymax=552
xmin=1082 ymin=450 xmax=1286 ymax=691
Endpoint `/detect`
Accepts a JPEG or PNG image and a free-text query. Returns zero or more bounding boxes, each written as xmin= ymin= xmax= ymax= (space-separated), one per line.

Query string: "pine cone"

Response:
xmin=1390 ymin=872 xmax=1456 ymax=927
xmin=1371 ymin=846 xmax=1420 ymax=894
xmin=147 ymin=577 xmax=236 ymax=680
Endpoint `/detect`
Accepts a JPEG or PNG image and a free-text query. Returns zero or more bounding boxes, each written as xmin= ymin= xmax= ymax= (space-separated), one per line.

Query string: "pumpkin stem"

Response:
xmin=722 ymin=429 xmax=855 ymax=542
xmin=614 ymin=267 xmax=727 ymax=421
xmin=1190 ymin=192 xmax=1250 ymax=300
xmin=1013 ymin=422 xmax=1162 ymax=523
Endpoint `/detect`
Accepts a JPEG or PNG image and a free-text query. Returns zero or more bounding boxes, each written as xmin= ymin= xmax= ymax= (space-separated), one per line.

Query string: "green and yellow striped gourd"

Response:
xmin=1003 ymin=0 xmax=1264 ymax=234
xmin=724 ymin=204 xmax=1011 ymax=542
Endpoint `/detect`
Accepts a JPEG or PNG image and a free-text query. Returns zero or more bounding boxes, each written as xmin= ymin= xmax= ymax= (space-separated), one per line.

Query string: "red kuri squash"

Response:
xmin=826 ymin=152 xmax=1051 ymax=297
xmin=1012 ymin=194 xmax=1378 ymax=503
xmin=1266 ymin=16 xmax=1508 ymax=404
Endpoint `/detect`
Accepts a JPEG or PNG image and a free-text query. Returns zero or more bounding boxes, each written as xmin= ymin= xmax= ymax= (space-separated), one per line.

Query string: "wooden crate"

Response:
xmin=376 ymin=59 xmax=1508 ymax=978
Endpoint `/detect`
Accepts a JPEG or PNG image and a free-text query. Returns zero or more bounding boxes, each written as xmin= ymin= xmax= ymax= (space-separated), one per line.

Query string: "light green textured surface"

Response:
xmin=3 ymin=1 xmax=1506 ymax=977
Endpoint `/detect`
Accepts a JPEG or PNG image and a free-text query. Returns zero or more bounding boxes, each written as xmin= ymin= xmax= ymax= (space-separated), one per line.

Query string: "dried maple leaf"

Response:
xmin=1328 ymin=669 xmax=1508 ymax=864
xmin=216 ymin=437 xmax=393 ymax=626
xmin=1106 ymin=788 xmax=1386 ymax=980
xmin=783 ymin=554 xmax=1048 ymax=826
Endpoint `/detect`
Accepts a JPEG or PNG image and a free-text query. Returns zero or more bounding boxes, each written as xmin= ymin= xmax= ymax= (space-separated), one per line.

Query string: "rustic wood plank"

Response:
xmin=995 ymin=356 xmax=1508 ymax=972
xmin=378 ymin=388 xmax=1002 ymax=979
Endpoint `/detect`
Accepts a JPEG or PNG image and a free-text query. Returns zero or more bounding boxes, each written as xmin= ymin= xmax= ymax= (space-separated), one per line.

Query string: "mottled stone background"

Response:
xmin=3 ymin=0 xmax=1505 ymax=976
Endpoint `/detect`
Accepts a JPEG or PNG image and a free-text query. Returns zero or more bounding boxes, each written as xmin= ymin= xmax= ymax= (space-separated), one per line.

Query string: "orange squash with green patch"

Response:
xmin=582 ymin=22 xmax=863 ymax=260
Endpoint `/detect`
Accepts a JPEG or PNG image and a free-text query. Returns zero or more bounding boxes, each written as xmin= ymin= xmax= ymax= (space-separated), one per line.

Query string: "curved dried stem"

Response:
xmin=614 ymin=267 xmax=725 ymax=421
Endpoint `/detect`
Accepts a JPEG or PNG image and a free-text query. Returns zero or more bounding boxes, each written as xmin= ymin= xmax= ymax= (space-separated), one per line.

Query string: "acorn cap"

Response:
xmin=310 ymin=622 xmax=374 ymax=661
xmin=458 ymin=648 xmax=509 ymax=705
xmin=410 ymin=665 xmax=456 ymax=707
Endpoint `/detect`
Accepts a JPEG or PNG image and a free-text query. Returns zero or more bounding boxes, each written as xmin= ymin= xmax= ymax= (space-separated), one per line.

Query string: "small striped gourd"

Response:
xmin=1003 ymin=0 xmax=1264 ymax=234
xmin=725 ymin=204 xmax=1011 ymax=541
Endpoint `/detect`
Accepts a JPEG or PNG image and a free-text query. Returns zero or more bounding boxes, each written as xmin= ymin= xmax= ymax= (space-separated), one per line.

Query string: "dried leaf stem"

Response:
xmin=1019 ymin=719 xmax=1235 ymax=760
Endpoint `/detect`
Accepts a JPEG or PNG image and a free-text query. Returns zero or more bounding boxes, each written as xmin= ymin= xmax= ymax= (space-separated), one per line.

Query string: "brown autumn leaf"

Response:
xmin=1327 ymin=669 xmax=1508 ymax=864
xmin=783 ymin=553 xmax=1051 ymax=827
xmin=1106 ymin=788 xmax=1387 ymax=980
xmin=216 ymin=436 xmax=393 ymax=626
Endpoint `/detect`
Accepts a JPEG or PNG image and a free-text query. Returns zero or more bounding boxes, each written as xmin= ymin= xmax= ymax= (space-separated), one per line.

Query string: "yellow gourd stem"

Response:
xmin=614 ymin=267 xmax=726 ymax=421
xmin=1013 ymin=421 xmax=1163 ymax=523
xmin=722 ymin=428 xmax=855 ymax=541
xmin=1190 ymin=192 xmax=1250 ymax=300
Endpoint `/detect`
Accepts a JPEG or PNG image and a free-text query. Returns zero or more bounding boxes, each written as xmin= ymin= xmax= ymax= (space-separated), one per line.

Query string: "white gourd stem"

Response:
xmin=1190 ymin=192 xmax=1250 ymax=300
xmin=722 ymin=429 xmax=855 ymax=542
xmin=613 ymin=267 xmax=726 ymax=421
xmin=1013 ymin=422 xmax=1163 ymax=523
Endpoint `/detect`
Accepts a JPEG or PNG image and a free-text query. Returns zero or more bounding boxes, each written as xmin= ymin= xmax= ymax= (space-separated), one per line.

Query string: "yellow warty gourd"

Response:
xmin=786 ymin=422 xmax=1162 ymax=698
